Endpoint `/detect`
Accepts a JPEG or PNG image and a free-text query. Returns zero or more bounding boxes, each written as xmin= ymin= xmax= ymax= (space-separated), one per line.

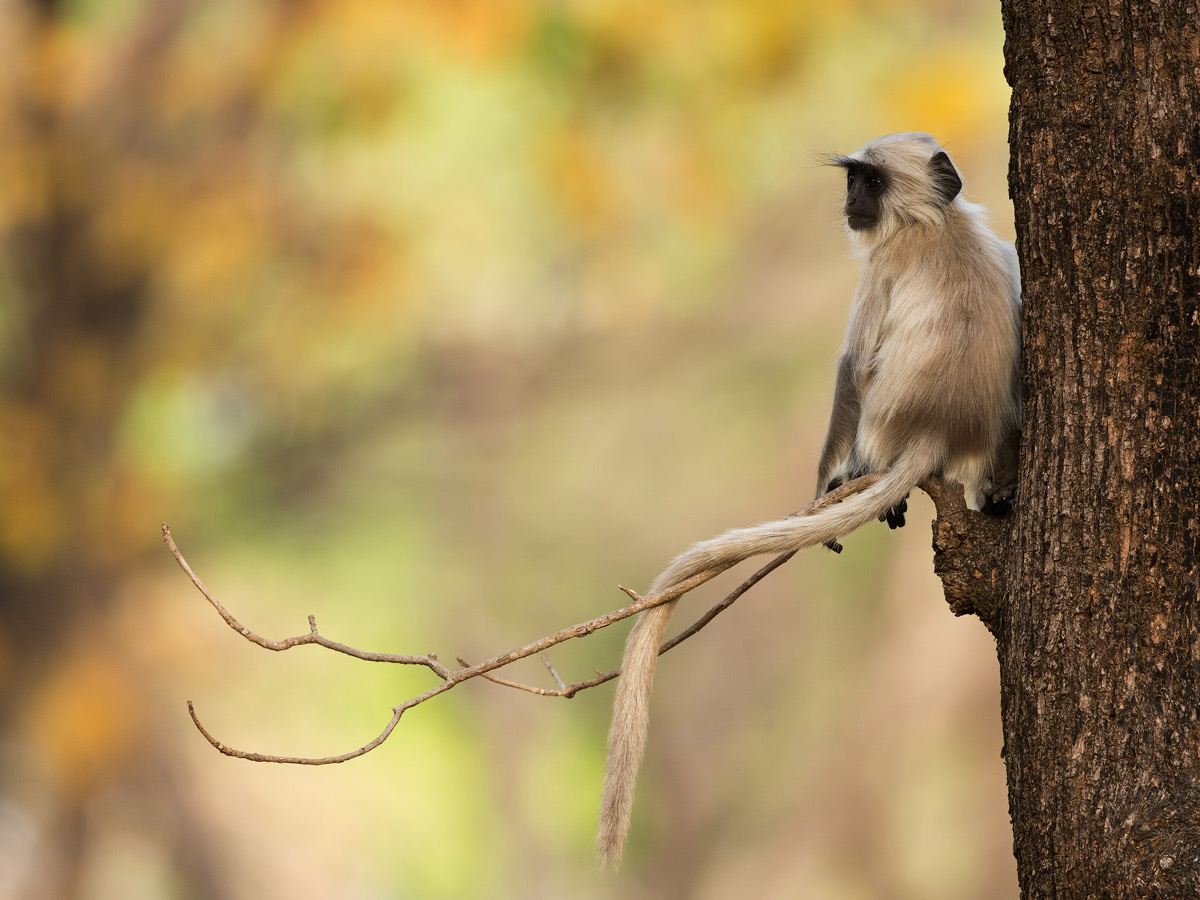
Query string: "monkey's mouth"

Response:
xmin=846 ymin=216 xmax=875 ymax=231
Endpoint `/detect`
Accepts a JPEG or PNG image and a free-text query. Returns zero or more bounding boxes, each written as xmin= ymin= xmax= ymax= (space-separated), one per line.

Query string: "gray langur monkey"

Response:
xmin=597 ymin=132 xmax=1021 ymax=868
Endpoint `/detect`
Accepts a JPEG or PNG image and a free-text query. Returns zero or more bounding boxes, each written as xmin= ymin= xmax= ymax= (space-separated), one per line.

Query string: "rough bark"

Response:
xmin=954 ymin=2 xmax=1200 ymax=897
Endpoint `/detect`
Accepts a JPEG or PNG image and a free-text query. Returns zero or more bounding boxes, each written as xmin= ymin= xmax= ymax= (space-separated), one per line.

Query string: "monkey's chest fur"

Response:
xmin=844 ymin=219 xmax=1020 ymax=501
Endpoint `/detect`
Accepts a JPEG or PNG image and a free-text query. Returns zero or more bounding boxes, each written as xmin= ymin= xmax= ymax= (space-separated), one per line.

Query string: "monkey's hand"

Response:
xmin=980 ymin=428 xmax=1020 ymax=517
xmin=980 ymin=496 xmax=1013 ymax=516
xmin=980 ymin=449 xmax=1018 ymax=517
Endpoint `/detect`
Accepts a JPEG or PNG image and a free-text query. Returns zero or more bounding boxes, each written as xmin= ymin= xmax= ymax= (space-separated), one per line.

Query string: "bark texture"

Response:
xmin=925 ymin=476 xmax=1009 ymax=629
xmin=996 ymin=1 xmax=1200 ymax=896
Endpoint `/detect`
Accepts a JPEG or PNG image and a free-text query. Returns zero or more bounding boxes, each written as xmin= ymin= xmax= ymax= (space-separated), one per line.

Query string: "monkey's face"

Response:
xmin=842 ymin=162 xmax=887 ymax=231
xmin=831 ymin=135 xmax=963 ymax=243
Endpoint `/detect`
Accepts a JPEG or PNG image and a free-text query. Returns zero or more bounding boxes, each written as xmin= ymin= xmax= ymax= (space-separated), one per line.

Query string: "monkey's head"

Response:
xmin=832 ymin=132 xmax=963 ymax=244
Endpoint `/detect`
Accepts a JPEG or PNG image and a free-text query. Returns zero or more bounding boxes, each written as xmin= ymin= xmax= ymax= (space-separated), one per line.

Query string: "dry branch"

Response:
xmin=167 ymin=472 xmax=885 ymax=765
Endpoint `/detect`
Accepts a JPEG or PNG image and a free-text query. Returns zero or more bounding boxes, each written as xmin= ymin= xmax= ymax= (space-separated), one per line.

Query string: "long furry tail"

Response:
xmin=596 ymin=595 xmax=678 ymax=868
xmin=596 ymin=452 xmax=930 ymax=868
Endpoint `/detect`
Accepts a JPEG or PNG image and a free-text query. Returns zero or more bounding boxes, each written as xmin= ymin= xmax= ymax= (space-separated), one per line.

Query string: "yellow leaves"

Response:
xmin=0 ymin=338 xmax=166 ymax=575
xmin=11 ymin=7 xmax=127 ymax=119
xmin=274 ymin=0 xmax=533 ymax=121
xmin=566 ymin=0 xmax=676 ymax=64
xmin=562 ymin=0 xmax=823 ymax=90
xmin=536 ymin=116 xmax=734 ymax=243
xmin=878 ymin=48 xmax=1009 ymax=152
xmin=0 ymin=405 xmax=59 ymax=574
xmin=23 ymin=16 xmax=81 ymax=111
xmin=26 ymin=646 xmax=143 ymax=796
xmin=308 ymin=216 xmax=409 ymax=321
xmin=662 ymin=137 xmax=734 ymax=226
xmin=538 ymin=124 xmax=619 ymax=237
xmin=44 ymin=336 xmax=126 ymax=433
xmin=703 ymin=1 xmax=806 ymax=86
xmin=155 ymin=10 xmax=271 ymax=129
xmin=0 ymin=138 xmax=52 ymax=235
xmin=160 ymin=183 xmax=271 ymax=306
xmin=402 ymin=0 xmax=534 ymax=63
xmin=82 ymin=167 xmax=174 ymax=293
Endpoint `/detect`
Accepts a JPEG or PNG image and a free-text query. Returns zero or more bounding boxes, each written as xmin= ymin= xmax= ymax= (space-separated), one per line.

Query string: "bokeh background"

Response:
xmin=0 ymin=1 xmax=1018 ymax=897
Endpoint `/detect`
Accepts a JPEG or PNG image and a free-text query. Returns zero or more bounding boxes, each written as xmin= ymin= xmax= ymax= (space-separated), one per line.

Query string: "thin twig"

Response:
xmin=187 ymin=701 xmax=405 ymax=765
xmin=169 ymin=527 xmax=722 ymax=761
xmin=168 ymin=471 xmax=887 ymax=764
xmin=463 ymin=549 xmax=802 ymax=697
xmin=162 ymin=526 xmax=451 ymax=674
xmin=460 ymin=660 xmax=568 ymax=697
xmin=660 ymin=548 xmax=799 ymax=654
xmin=541 ymin=653 xmax=567 ymax=691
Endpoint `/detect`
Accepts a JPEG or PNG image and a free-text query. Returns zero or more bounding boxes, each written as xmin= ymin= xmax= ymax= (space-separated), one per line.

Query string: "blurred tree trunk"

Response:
xmin=0 ymin=4 xmax=233 ymax=898
xmin=995 ymin=1 xmax=1200 ymax=896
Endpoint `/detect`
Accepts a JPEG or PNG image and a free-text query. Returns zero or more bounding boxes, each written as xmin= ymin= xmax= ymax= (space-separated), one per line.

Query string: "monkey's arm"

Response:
xmin=815 ymin=353 xmax=862 ymax=496
xmin=814 ymin=354 xmax=862 ymax=552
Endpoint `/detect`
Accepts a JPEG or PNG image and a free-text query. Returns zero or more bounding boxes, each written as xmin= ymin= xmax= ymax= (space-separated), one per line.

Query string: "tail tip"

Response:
xmin=595 ymin=830 xmax=624 ymax=872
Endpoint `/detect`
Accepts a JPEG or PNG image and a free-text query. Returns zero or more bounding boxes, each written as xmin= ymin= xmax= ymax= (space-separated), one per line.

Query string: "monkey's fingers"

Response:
xmin=880 ymin=495 xmax=909 ymax=529
xmin=980 ymin=496 xmax=1014 ymax=517
xmin=823 ymin=538 xmax=844 ymax=554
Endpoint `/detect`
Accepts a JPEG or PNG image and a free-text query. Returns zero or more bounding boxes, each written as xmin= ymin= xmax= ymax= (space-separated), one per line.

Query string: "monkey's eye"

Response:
xmin=846 ymin=172 xmax=855 ymax=189
xmin=867 ymin=175 xmax=882 ymax=192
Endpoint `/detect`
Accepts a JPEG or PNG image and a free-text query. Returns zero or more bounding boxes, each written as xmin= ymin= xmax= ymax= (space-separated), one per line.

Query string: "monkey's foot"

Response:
xmin=879 ymin=494 xmax=909 ymax=529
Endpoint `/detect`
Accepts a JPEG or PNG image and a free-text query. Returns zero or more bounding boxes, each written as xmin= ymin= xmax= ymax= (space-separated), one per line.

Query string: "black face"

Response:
xmin=841 ymin=161 xmax=887 ymax=231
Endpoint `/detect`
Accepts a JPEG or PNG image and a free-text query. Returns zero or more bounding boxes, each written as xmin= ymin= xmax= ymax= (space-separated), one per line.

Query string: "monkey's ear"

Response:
xmin=928 ymin=151 xmax=962 ymax=204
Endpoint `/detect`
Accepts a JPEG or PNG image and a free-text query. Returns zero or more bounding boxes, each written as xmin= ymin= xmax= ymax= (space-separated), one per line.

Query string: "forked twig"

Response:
xmin=168 ymin=472 xmax=883 ymax=764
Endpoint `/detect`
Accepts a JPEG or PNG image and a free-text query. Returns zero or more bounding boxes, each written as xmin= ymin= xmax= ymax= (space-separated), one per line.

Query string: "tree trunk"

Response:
xmin=983 ymin=2 xmax=1200 ymax=897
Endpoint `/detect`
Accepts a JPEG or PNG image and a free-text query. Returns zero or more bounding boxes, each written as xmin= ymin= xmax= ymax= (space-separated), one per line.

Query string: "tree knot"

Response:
xmin=921 ymin=476 xmax=1011 ymax=633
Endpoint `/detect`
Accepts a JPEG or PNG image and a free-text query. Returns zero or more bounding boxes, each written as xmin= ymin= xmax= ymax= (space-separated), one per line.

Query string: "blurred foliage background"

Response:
xmin=0 ymin=0 xmax=1017 ymax=897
